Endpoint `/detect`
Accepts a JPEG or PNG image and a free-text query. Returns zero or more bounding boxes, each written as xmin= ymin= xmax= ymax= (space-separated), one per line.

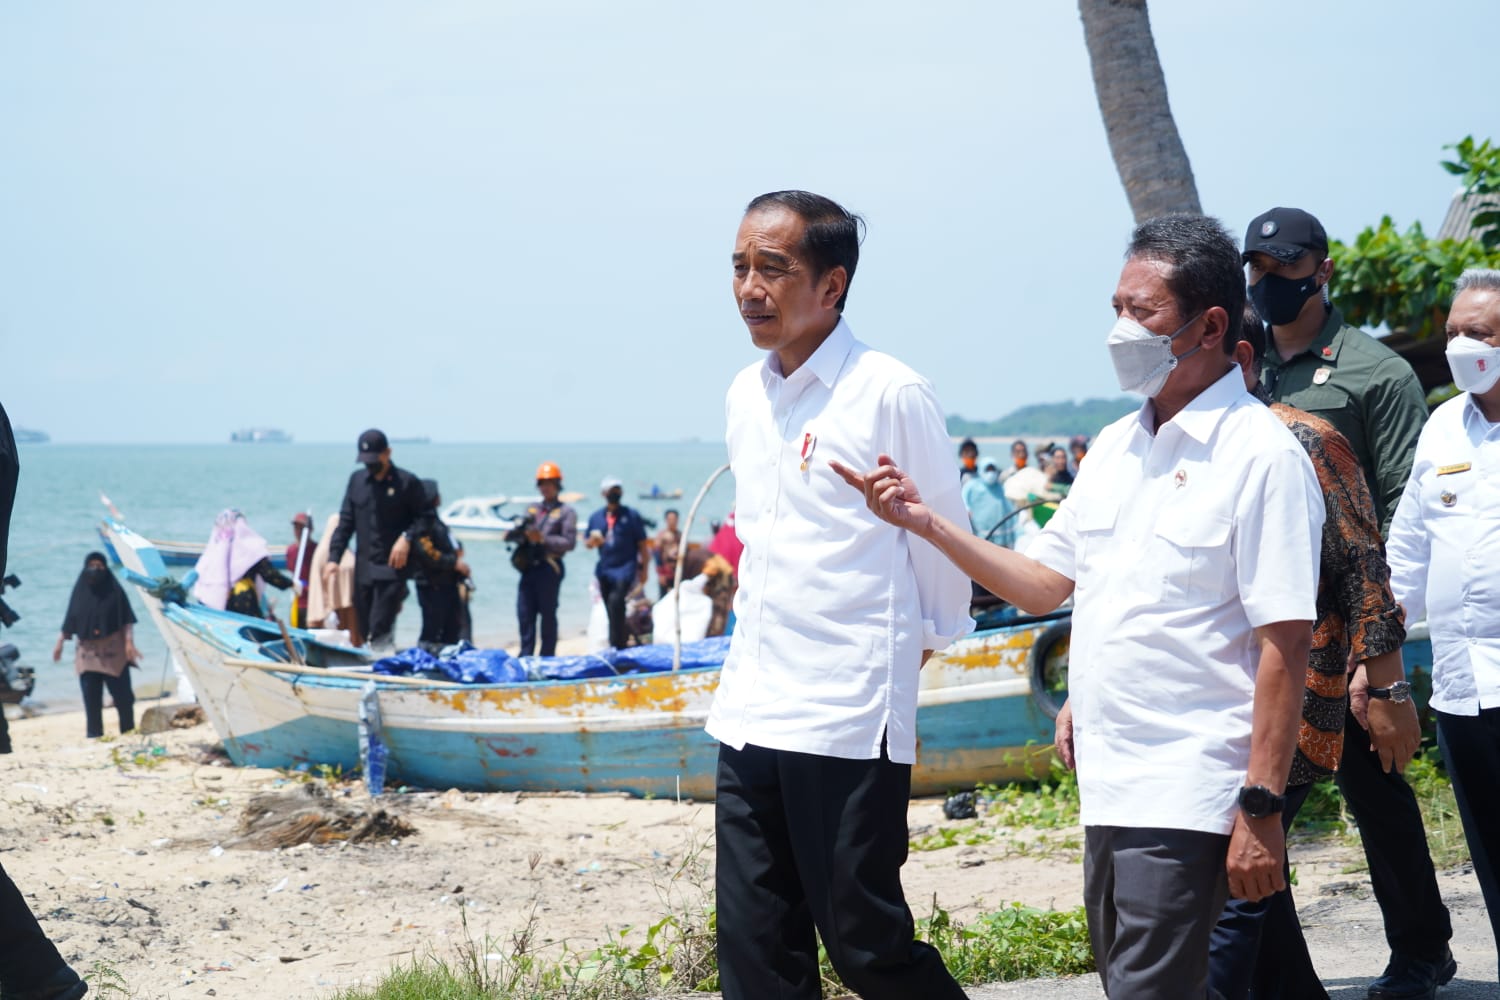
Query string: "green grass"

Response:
xmin=1290 ymin=747 xmax=1468 ymax=868
xmin=84 ymin=960 xmax=132 ymax=998
xmin=911 ymin=761 xmax=1083 ymax=859
xmin=327 ymin=896 xmax=1095 ymax=999
xmin=919 ymin=898 xmax=1095 ymax=984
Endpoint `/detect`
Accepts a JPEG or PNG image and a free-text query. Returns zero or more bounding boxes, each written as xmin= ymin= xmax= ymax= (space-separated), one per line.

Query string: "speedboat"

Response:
xmin=437 ymin=496 xmax=525 ymax=539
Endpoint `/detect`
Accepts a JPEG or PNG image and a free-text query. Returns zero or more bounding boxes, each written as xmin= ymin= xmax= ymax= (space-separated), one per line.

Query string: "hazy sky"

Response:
xmin=1 ymin=2 xmax=1492 ymax=443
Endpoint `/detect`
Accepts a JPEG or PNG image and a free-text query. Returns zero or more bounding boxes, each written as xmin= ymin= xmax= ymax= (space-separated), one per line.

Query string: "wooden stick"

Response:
xmin=276 ymin=619 xmax=306 ymax=666
xmin=224 ymin=658 xmax=471 ymax=688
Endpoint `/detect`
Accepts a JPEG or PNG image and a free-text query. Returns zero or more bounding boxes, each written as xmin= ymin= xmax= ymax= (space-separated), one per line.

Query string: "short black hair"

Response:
xmin=1238 ymin=302 xmax=1269 ymax=366
xmin=959 ymin=437 xmax=978 ymax=456
xmin=1126 ymin=214 xmax=1244 ymax=355
xmin=745 ymin=190 xmax=863 ymax=311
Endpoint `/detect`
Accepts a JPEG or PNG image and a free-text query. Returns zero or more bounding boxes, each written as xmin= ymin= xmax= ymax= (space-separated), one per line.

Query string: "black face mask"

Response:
xmin=606 ymin=490 xmax=623 ymax=505
xmin=85 ymin=567 xmax=112 ymax=592
xmin=364 ymin=461 xmax=384 ymax=475
xmin=1249 ymin=270 xmax=1322 ymax=326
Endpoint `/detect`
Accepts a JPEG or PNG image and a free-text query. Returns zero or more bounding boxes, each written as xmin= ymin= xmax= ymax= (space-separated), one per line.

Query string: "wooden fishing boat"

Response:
xmin=100 ymin=516 xmax=1073 ymax=799
xmin=96 ymin=525 xmax=289 ymax=570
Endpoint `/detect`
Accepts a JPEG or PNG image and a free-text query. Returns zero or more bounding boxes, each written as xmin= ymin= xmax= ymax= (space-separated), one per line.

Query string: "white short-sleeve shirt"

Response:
xmin=705 ymin=319 xmax=975 ymax=764
xmin=1029 ymin=367 xmax=1323 ymax=834
xmin=1387 ymin=393 xmax=1500 ymax=716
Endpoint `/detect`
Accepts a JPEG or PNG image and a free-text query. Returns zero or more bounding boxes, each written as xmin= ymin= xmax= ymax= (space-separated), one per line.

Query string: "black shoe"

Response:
xmin=1367 ymin=947 xmax=1457 ymax=1000
xmin=0 ymin=965 xmax=86 ymax=1000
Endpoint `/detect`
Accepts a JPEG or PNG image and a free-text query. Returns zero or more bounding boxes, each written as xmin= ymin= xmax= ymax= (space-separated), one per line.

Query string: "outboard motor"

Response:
xmin=0 ymin=643 xmax=34 ymax=704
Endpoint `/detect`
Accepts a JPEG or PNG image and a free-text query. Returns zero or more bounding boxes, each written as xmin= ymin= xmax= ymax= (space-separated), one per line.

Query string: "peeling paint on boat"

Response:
xmin=103 ymin=517 xmax=1071 ymax=799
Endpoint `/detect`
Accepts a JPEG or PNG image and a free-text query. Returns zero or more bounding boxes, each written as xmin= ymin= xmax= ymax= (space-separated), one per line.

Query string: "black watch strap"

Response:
xmin=1368 ymin=680 xmax=1412 ymax=703
xmin=1238 ymin=784 xmax=1286 ymax=819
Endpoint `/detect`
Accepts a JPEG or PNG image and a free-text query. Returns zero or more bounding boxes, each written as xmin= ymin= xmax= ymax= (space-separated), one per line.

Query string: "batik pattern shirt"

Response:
xmin=1270 ymin=398 xmax=1406 ymax=785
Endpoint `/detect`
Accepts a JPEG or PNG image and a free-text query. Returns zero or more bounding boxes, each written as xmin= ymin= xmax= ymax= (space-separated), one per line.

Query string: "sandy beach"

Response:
xmin=0 ymin=706 xmax=1491 ymax=999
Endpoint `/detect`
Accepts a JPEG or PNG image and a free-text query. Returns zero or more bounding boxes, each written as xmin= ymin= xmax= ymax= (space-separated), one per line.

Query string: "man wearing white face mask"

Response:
xmin=1387 ymin=268 xmax=1500 ymax=976
xmin=835 ymin=214 xmax=1323 ymax=999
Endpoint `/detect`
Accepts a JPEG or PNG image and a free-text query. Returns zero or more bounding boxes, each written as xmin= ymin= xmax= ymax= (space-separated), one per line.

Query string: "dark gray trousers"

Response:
xmin=1084 ymin=825 xmax=1230 ymax=999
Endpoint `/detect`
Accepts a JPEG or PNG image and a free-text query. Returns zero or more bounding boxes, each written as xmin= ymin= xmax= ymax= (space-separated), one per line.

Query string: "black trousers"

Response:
xmin=1437 ymin=707 xmax=1500 ymax=963
xmin=714 ymin=742 xmax=967 ymax=1000
xmin=1333 ymin=705 xmax=1452 ymax=961
xmin=79 ymin=669 xmax=134 ymax=739
xmin=0 ymin=860 xmax=72 ymax=991
xmin=354 ymin=575 xmax=407 ymax=651
xmin=598 ymin=574 xmax=633 ymax=650
xmin=416 ymin=582 xmax=461 ymax=648
xmin=1208 ymin=782 xmax=1323 ymax=1000
xmin=516 ymin=564 xmax=562 ymax=657
xmin=1084 ymin=825 xmax=1230 ymax=1000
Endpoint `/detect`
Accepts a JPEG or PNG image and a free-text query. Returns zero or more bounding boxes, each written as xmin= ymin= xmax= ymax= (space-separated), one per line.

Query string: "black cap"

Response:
xmin=1243 ymin=208 xmax=1328 ymax=264
xmin=356 ymin=428 xmax=388 ymax=462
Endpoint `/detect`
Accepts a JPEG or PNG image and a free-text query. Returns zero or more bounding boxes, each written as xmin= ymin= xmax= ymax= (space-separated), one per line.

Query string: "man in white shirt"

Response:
xmin=835 ymin=214 xmax=1322 ymax=998
xmin=708 ymin=190 xmax=974 ymax=1000
xmin=1387 ymin=267 xmax=1500 ymax=973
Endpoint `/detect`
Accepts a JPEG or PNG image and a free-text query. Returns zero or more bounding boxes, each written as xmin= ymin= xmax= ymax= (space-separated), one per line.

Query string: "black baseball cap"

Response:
xmin=356 ymin=428 xmax=388 ymax=462
xmin=1243 ymin=208 xmax=1328 ymax=263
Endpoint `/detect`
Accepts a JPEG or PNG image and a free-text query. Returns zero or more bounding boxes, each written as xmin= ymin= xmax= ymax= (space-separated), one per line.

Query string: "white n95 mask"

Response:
xmin=1446 ymin=335 xmax=1500 ymax=396
xmin=1106 ymin=312 xmax=1202 ymax=397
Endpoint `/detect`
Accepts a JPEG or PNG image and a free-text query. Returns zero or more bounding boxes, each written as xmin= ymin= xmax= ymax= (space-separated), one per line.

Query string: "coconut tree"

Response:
xmin=1078 ymin=0 xmax=1200 ymax=221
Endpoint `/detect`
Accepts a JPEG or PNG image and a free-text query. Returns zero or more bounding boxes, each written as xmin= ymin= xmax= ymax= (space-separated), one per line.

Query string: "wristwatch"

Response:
xmin=1238 ymin=784 xmax=1286 ymax=819
xmin=1368 ymin=680 xmax=1412 ymax=704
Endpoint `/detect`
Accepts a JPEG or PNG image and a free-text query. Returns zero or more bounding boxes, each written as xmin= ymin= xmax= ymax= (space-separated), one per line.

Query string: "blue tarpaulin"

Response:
xmin=605 ymin=635 xmax=733 ymax=673
xmin=370 ymin=635 xmax=732 ymax=686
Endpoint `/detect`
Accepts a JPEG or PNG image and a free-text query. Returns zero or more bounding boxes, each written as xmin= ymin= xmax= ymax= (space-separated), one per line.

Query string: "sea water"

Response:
xmin=5 ymin=441 xmax=735 ymax=711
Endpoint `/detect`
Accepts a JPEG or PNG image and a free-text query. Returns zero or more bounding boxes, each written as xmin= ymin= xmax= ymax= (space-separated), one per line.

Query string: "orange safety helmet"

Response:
xmin=535 ymin=461 xmax=563 ymax=482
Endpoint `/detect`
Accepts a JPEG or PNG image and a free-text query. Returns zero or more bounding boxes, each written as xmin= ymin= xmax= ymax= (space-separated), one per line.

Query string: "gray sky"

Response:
xmin=1 ymin=1 xmax=1490 ymax=443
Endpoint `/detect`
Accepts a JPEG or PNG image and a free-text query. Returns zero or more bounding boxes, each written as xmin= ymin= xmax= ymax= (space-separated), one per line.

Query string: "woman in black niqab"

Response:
xmin=53 ymin=552 xmax=139 ymax=738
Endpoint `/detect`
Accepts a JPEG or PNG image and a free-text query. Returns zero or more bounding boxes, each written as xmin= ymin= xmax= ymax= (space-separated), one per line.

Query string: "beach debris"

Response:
xmin=942 ymin=791 xmax=978 ymax=820
xmin=139 ymin=703 xmax=206 ymax=734
xmin=196 ymin=743 xmax=232 ymax=765
xmin=226 ymin=781 xmax=415 ymax=850
xmin=126 ymin=897 xmax=159 ymax=921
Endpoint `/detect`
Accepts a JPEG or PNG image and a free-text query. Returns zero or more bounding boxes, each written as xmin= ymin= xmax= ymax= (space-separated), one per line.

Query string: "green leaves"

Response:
xmin=1332 ymin=215 xmax=1499 ymax=339
xmin=1334 ymin=136 xmax=1500 ymax=339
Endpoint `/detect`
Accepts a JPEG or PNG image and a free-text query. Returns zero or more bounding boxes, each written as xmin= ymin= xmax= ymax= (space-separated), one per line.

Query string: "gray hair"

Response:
xmin=1455 ymin=268 xmax=1500 ymax=296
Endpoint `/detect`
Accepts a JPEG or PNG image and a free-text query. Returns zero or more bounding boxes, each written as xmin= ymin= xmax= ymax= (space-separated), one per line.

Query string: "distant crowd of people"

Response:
xmin=956 ymin=434 xmax=1086 ymax=551
xmin=163 ymin=432 xmax=738 ymax=661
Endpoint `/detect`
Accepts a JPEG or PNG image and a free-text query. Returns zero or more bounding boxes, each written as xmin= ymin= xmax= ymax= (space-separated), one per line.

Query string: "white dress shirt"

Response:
xmin=1029 ymin=367 xmax=1323 ymax=835
xmin=705 ymin=318 xmax=974 ymax=764
xmin=1387 ymin=393 xmax=1500 ymax=716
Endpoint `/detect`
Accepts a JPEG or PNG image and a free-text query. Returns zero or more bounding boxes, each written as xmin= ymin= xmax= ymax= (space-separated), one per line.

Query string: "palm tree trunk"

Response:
xmin=1078 ymin=0 xmax=1200 ymax=221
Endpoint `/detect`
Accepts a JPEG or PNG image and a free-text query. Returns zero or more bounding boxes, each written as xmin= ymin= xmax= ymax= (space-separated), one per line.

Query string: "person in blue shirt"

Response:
xmin=584 ymin=476 xmax=651 ymax=649
xmin=961 ymin=454 xmax=1018 ymax=548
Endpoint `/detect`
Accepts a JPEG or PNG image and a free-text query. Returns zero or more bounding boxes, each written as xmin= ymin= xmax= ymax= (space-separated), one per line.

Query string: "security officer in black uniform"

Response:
xmin=325 ymin=429 xmax=428 ymax=653
xmin=410 ymin=479 xmax=469 ymax=653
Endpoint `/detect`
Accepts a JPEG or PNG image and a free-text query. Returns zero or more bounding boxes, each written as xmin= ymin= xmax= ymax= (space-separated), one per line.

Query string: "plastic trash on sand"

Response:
xmin=358 ymin=681 xmax=387 ymax=797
